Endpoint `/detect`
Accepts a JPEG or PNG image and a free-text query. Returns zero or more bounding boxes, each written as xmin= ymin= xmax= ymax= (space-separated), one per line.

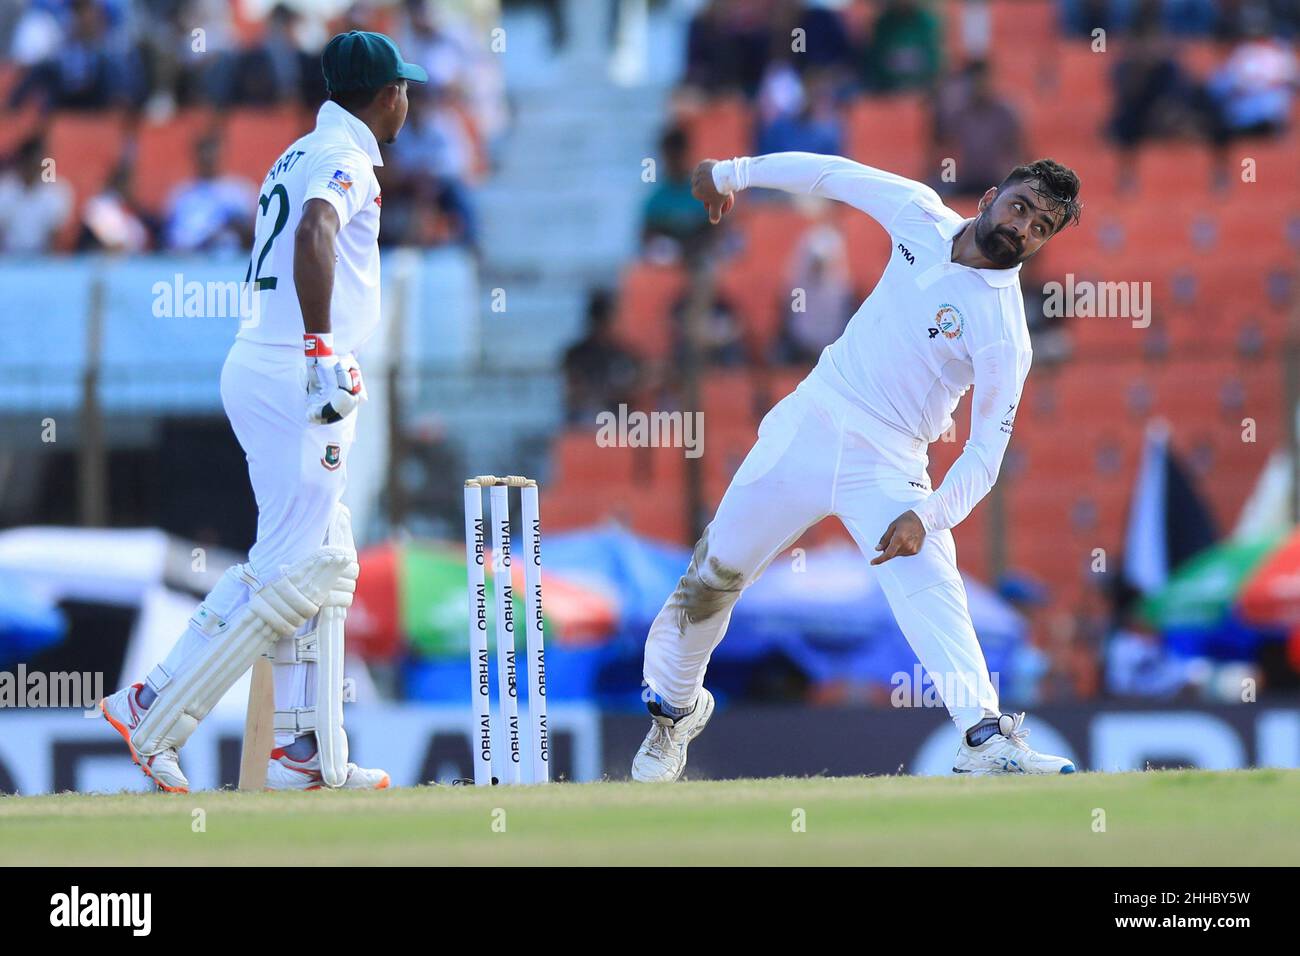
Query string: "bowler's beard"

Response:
xmin=974 ymin=214 xmax=1023 ymax=267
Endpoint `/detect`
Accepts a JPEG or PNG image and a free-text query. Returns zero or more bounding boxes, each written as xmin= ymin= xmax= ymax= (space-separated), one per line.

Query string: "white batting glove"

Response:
xmin=304 ymin=333 xmax=364 ymax=425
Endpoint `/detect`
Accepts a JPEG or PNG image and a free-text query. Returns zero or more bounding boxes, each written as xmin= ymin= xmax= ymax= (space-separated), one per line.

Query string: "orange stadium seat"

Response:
xmin=845 ymin=95 xmax=928 ymax=178
xmin=682 ymin=96 xmax=752 ymax=163
xmin=1232 ymin=133 xmax=1300 ymax=198
xmin=1053 ymin=43 xmax=1115 ymax=103
xmin=614 ymin=261 xmax=687 ymax=360
xmin=554 ymin=430 xmax=639 ymax=486
xmin=700 ymin=368 xmax=762 ymax=432
xmin=701 ymin=416 xmax=759 ymax=487
xmin=0 ymin=62 xmax=17 ymax=101
xmin=47 ymin=111 xmax=129 ymax=248
xmin=1181 ymin=40 xmax=1225 ymax=78
xmin=218 ymin=106 xmax=313 ymax=187
xmin=833 ymin=203 xmax=892 ymax=288
xmin=0 ymin=61 xmax=44 ymax=162
xmin=1130 ymin=143 xmax=1218 ymax=200
xmin=717 ymin=265 xmax=781 ymax=357
xmin=622 ymin=492 xmax=691 ymax=544
xmin=995 ymin=0 xmax=1059 ymax=42
xmin=131 ymin=109 xmax=218 ymax=214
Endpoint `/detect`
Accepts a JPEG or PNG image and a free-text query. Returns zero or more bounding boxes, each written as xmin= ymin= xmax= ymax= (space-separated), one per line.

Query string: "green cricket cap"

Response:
xmin=321 ymin=31 xmax=428 ymax=93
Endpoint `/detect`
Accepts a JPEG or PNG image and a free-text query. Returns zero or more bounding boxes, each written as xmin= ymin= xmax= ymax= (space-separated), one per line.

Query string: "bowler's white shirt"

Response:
xmin=237 ymin=100 xmax=384 ymax=355
xmin=712 ymin=153 xmax=1033 ymax=533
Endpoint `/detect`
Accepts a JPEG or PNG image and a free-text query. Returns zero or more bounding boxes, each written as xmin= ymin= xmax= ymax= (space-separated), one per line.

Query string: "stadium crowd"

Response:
xmin=0 ymin=0 xmax=501 ymax=253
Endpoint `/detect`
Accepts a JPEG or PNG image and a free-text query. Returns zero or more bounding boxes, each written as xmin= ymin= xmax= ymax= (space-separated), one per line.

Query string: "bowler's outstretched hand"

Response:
xmin=691 ymin=159 xmax=735 ymax=224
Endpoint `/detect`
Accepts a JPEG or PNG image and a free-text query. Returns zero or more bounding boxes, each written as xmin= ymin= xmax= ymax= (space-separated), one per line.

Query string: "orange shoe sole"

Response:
xmin=99 ymin=697 xmax=189 ymax=794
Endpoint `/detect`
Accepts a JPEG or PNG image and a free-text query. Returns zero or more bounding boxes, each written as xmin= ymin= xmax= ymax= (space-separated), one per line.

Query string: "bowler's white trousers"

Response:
xmin=642 ymin=362 xmax=1001 ymax=733
xmin=145 ymin=339 xmax=356 ymax=747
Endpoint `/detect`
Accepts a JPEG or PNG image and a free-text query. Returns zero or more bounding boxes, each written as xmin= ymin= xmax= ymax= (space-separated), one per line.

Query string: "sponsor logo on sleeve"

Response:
xmin=326 ymin=169 xmax=354 ymax=197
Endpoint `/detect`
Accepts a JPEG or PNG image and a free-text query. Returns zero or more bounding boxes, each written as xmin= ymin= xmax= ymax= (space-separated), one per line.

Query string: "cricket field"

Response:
xmin=2 ymin=769 xmax=1297 ymax=866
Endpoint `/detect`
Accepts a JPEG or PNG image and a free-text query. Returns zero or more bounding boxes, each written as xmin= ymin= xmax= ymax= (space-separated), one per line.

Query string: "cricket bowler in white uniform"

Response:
xmin=100 ymin=32 xmax=427 ymax=792
xmin=633 ymin=152 xmax=1083 ymax=781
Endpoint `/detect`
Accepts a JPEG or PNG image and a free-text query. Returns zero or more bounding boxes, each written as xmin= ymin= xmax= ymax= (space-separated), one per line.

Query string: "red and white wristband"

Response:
xmin=303 ymin=332 xmax=335 ymax=358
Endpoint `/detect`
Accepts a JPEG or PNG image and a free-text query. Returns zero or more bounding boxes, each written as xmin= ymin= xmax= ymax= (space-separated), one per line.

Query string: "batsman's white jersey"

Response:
xmin=644 ymin=152 xmax=1034 ymax=734
xmin=237 ymin=100 xmax=384 ymax=356
xmin=142 ymin=101 xmax=387 ymax=755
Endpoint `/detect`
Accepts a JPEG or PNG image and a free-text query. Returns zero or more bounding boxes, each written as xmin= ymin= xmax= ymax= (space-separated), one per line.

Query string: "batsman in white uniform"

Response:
xmin=100 ymin=32 xmax=427 ymax=792
xmin=633 ymin=153 xmax=1083 ymax=781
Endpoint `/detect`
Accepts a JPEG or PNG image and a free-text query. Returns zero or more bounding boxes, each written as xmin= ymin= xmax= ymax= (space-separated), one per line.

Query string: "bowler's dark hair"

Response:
xmin=999 ymin=159 xmax=1082 ymax=232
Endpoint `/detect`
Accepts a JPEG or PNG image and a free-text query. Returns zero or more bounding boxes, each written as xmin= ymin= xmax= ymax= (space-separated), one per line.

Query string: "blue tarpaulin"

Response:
xmin=0 ymin=577 xmax=67 ymax=668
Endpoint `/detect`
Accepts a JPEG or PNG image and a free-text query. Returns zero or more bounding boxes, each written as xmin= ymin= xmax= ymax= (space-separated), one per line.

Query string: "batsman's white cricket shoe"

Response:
xmin=952 ymin=712 xmax=1076 ymax=775
xmin=631 ymin=688 xmax=715 ymax=783
xmin=99 ymin=683 xmax=190 ymax=793
xmin=266 ymin=747 xmax=391 ymax=791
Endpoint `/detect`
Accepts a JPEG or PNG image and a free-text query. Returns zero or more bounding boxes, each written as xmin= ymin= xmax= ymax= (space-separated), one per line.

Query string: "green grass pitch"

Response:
xmin=3 ymin=769 xmax=1297 ymax=866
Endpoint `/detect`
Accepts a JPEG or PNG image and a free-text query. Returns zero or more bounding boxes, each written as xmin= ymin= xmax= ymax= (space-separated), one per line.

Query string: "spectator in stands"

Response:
xmin=672 ymin=287 xmax=746 ymax=368
xmin=398 ymin=0 xmax=507 ymax=160
xmin=0 ymin=135 xmax=74 ymax=254
xmin=1104 ymin=611 xmax=1192 ymax=698
xmin=774 ymin=219 xmax=853 ymax=364
xmin=997 ymin=573 xmax=1054 ymax=706
xmin=563 ymin=289 xmax=644 ymax=424
xmin=384 ymin=87 xmax=478 ymax=249
xmin=756 ymin=69 xmax=845 ymax=156
xmin=932 ymin=60 xmax=1023 ymax=199
xmin=9 ymin=0 xmax=144 ymax=110
xmin=78 ymin=158 xmax=156 ymax=253
xmin=133 ymin=0 xmax=236 ymax=117
xmin=1041 ymin=610 xmax=1102 ymax=701
xmin=1218 ymin=0 xmax=1300 ymax=40
xmin=862 ymin=0 xmax=943 ymax=92
xmin=339 ymin=1 xmax=379 ymax=32
xmin=8 ymin=1 xmax=65 ymax=70
xmin=1107 ymin=18 xmax=1230 ymax=188
xmin=1059 ymin=0 xmax=1220 ymax=36
xmin=642 ymin=126 xmax=710 ymax=258
xmin=778 ymin=0 xmax=855 ymax=83
xmin=222 ymin=2 xmax=321 ymax=107
xmin=1206 ymin=14 xmax=1299 ymax=138
xmin=162 ymin=134 xmax=255 ymax=253
xmin=399 ymin=0 xmax=471 ymax=90
xmin=683 ymin=0 xmax=774 ymax=97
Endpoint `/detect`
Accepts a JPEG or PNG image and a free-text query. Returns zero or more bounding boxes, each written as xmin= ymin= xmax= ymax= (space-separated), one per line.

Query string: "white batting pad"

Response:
xmin=316 ymin=505 xmax=358 ymax=787
xmin=131 ymin=546 xmax=354 ymax=756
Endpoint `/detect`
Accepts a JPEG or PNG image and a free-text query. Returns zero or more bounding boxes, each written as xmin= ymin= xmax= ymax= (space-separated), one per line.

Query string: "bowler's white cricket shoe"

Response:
xmin=952 ymin=712 xmax=1076 ymax=775
xmin=631 ymin=688 xmax=715 ymax=783
xmin=99 ymin=683 xmax=190 ymax=793
xmin=266 ymin=747 xmax=391 ymax=791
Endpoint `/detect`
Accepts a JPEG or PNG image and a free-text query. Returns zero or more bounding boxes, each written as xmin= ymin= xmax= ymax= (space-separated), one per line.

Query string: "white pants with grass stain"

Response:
xmin=642 ymin=369 xmax=1000 ymax=734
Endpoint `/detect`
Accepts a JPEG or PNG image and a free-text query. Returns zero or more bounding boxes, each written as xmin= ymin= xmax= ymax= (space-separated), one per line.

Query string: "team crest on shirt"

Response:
xmin=326 ymin=169 xmax=353 ymax=197
xmin=928 ymin=303 xmax=964 ymax=341
xmin=322 ymin=443 xmax=343 ymax=470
